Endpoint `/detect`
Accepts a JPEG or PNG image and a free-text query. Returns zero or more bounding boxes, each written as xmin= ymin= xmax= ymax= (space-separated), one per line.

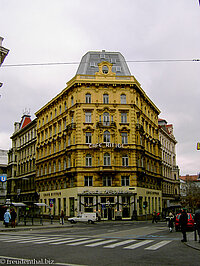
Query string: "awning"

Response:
xmin=11 ymin=202 xmax=27 ymax=207
xmin=34 ymin=203 xmax=47 ymax=207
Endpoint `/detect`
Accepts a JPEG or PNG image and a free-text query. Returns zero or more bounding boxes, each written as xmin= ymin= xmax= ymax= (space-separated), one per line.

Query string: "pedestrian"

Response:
xmin=10 ymin=208 xmax=17 ymax=228
xmin=152 ymin=211 xmax=157 ymax=223
xmin=179 ymin=208 xmax=188 ymax=242
xmin=60 ymin=210 xmax=64 ymax=225
xmin=4 ymin=209 xmax=11 ymax=228
xmin=194 ymin=203 xmax=200 ymax=243
xmin=166 ymin=212 xmax=174 ymax=232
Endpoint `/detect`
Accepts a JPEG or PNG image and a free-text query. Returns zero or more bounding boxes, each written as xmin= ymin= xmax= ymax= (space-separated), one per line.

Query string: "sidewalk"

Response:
xmin=0 ymin=219 xmax=72 ymax=232
xmin=184 ymin=231 xmax=200 ymax=251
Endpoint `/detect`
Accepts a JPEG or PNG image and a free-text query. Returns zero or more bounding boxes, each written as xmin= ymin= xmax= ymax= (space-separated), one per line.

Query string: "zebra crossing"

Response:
xmin=0 ymin=234 xmax=173 ymax=251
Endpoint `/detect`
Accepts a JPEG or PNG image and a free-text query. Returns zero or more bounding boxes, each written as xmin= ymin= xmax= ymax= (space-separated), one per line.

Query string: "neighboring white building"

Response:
xmin=158 ymin=119 xmax=180 ymax=211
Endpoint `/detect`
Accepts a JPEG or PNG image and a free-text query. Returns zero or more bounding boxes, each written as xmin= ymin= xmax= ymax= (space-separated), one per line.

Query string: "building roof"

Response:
xmin=179 ymin=174 xmax=200 ymax=182
xmin=20 ymin=115 xmax=32 ymax=129
xmin=76 ymin=50 xmax=131 ymax=76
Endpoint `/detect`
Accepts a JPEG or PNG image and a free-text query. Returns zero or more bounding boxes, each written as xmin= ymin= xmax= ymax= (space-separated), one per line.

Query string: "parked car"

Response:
xmin=175 ymin=213 xmax=195 ymax=231
xmin=68 ymin=212 xmax=97 ymax=224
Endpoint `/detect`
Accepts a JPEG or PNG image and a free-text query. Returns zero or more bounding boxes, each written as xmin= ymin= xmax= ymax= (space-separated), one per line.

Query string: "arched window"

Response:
xmin=59 ymin=105 xmax=62 ymax=114
xmin=121 ymin=94 xmax=126 ymax=104
xmin=55 ymin=108 xmax=57 ymax=117
xmin=104 ymin=153 xmax=111 ymax=166
xmin=103 ymin=112 xmax=110 ymax=126
xmin=103 ymin=131 xmax=110 ymax=143
xmin=86 ymin=154 xmax=92 ymax=167
xmin=85 ymin=93 xmax=91 ymax=103
xmin=49 ymin=163 xmax=51 ymax=174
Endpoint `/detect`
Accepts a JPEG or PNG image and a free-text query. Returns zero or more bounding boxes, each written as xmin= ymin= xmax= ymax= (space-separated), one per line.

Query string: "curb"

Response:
xmin=0 ymin=224 xmax=73 ymax=232
xmin=184 ymin=241 xmax=200 ymax=251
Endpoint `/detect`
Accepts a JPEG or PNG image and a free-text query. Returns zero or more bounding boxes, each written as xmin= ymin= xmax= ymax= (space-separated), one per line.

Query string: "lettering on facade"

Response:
xmin=43 ymin=192 xmax=61 ymax=197
xmin=88 ymin=143 xmax=124 ymax=149
xmin=146 ymin=191 xmax=160 ymax=195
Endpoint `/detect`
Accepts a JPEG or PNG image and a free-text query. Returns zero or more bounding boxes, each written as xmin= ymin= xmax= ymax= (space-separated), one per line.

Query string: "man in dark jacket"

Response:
xmin=179 ymin=209 xmax=188 ymax=242
xmin=194 ymin=204 xmax=200 ymax=243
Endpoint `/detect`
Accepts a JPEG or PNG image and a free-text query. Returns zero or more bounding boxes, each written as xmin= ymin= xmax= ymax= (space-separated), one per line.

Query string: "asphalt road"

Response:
xmin=0 ymin=221 xmax=199 ymax=266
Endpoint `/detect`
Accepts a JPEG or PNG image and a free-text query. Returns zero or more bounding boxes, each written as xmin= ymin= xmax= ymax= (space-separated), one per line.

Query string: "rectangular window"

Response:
xmin=121 ymin=176 xmax=130 ymax=186
xmin=86 ymin=132 xmax=92 ymax=144
xmin=121 ymin=113 xmax=127 ymax=123
xmin=84 ymin=176 xmax=93 ymax=186
xmin=122 ymin=155 xmax=129 ymax=166
xmin=85 ymin=112 xmax=92 ymax=123
xmin=103 ymin=94 xmax=109 ymax=104
xmin=121 ymin=132 xmax=128 ymax=144
xmin=85 ymin=94 xmax=91 ymax=103
xmin=103 ymin=176 xmax=112 ymax=186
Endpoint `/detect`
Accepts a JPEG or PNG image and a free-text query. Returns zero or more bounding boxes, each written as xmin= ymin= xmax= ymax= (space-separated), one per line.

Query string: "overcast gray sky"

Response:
xmin=0 ymin=0 xmax=200 ymax=175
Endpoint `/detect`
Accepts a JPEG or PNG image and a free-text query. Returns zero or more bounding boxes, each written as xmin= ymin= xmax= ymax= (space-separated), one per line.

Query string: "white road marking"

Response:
xmin=85 ymin=239 xmax=117 ymax=247
xmin=124 ymin=240 xmax=154 ymax=249
xmin=67 ymin=239 xmax=103 ymax=246
xmin=145 ymin=240 xmax=172 ymax=250
xmin=104 ymin=239 xmax=136 ymax=248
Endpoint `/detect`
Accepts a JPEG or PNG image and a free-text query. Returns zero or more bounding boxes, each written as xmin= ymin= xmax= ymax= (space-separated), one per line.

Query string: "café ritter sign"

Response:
xmin=88 ymin=143 xmax=124 ymax=149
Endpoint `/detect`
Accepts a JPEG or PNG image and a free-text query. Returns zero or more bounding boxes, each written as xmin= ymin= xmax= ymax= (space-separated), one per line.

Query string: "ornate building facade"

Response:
xmin=158 ymin=119 xmax=180 ymax=212
xmin=7 ymin=114 xmax=37 ymax=203
xmin=36 ymin=51 xmax=162 ymax=220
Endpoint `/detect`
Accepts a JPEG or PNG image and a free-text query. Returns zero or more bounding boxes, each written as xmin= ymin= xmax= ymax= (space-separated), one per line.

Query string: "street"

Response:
xmin=0 ymin=221 xmax=199 ymax=266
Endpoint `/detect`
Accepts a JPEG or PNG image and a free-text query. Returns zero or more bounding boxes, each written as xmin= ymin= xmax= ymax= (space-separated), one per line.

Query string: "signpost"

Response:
xmin=0 ymin=174 xmax=7 ymax=182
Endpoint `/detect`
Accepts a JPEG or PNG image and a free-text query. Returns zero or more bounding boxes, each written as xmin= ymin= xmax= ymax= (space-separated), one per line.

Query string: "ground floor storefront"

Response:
xmin=39 ymin=187 xmax=162 ymax=220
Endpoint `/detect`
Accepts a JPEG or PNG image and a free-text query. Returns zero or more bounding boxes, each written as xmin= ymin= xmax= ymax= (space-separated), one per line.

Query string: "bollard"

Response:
xmin=32 ymin=215 xmax=34 ymax=225
xmin=50 ymin=215 xmax=53 ymax=224
xmin=40 ymin=215 xmax=43 ymax=225
xmin=24 ymin=215 xmax=26 ymax=226
xmin=194 ymin=223 xmax=197 ymax=241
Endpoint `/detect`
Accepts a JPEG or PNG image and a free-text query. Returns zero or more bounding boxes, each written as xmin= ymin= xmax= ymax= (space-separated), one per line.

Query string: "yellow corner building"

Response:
xmin=35 ymin=50 xmax=162 ymax=220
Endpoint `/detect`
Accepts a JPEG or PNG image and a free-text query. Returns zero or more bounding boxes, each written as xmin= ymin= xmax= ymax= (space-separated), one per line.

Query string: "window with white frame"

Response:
xmin=86 ymin=132 xmax=92 ymax=144
xmin=86 ymin=154 xmax=92 ymax=167
xmin=103 ymin=176 xmax=112 ymax=186
xmin=84 ymin=176 xmax=93 ymax=186
xmin=122 ymin=154 xmax=129 ymax=166
xmin=103 ymin=112 xmax=110 ymax=126
xmin=121 ymin=132 xmax=128 ymax=144
xmin=103 ymin=130 xmax=110 ymax=143
xmin=103 ymin=94 xmax=109 ymax=104
xmin=85 ymin=93 xmax=91 ymax=103
xmin=121 ymin=176 xmax=130 ymax=186
xmin=85 ymin=112 xmax=92 ymax=123
xmin=121 ymin=94 xmax=126 ymax=104
xmin=121 ymin=113 xmax=127 ymax=123
xmin=104 ymin=153 xmax=111 ymax=166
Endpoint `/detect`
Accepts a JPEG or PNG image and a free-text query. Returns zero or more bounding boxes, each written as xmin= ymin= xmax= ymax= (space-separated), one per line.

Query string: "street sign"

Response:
xmin=0 ymin=174 xmax=7 ymax=182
